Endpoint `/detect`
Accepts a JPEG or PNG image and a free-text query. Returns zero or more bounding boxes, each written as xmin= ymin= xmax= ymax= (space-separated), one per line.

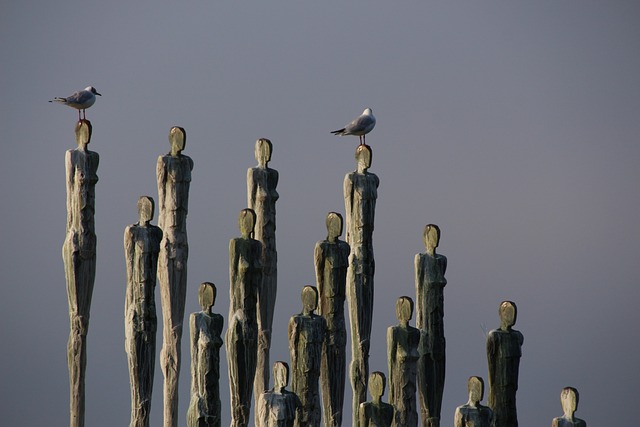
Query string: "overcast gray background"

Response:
xmin=1 ymin=1 xmax=639 ymax=426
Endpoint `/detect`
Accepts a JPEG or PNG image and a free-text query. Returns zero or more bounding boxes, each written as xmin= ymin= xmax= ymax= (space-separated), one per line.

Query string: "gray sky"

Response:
xmin=1 ymin=1 xmax=639 ymax=426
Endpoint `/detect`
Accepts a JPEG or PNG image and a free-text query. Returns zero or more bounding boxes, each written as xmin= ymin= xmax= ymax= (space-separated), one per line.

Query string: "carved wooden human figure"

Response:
xmin=415 ymin=224 xmax=447 ymax=427
xmin=552 ymin=387 xmax=586 ymax=427
xmin=288 ymin=286 xmax=326 ymax=427
xmin=359 ymin=371 xmax=394 ymax=427
xmin=63 ymin=119 xmax=99 ymax=427
xmin=344 ymin=144 xmax=379 ymax=426
xmin=486 ymin=301 xmax=524 ymax=427
xmin=187 ymin=282 xmax=224 ymax=427
xmin=454 ymin=376 xmax=493 ymax=427
xmin=124 ymin=196 xmax=163 ymax=427
xmin=387 ymin=296 xmax=420 ymax=427
xmin=247 ymin=138 xmax=280 ymax=411
xmin=257 ymin=361 xmax=302 ymax=427
xmin=227 ymin=208 xmax=263 ymax=427
xmin=314 ymin=212 xmax=350 ymax=426
xmin=156 ymin=126 xmax=194 ymax=427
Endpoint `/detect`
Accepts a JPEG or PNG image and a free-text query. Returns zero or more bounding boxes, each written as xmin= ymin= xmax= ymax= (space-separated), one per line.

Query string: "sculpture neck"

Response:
xmin=466 ymin=399 xmax=479 ymax=408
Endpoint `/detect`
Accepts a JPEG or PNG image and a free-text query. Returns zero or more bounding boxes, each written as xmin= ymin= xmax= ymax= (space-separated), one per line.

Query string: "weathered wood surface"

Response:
xmin=486 ymin=301 xmax=524 ymax=427
xmin=157 ymin=126 xmax=193 ymax=427
xmin=344 ymin=144 xmax=379 ymax=427
xmin=288 ymin=286 xmax=326 ymax=427
xmin=359 ymin=372 xmax=394 ymax=427
xmin=387 ymin=297 xmax=420 ymax=427
xmin=415 ymin=224 xmax=447 ymax=427
xmin=247 ymin=138 xmax=280 ymax=420
xmin=314 ymin=212 xmax=350 ymax=427
xmin=63 ymin=119 xmax=99 ymax=427
xmin=187 ymin=283 xmax=224 ymax=427
xmin=454 ymin=376 xmax=493 ymax=427
xmin=124 ymin=196 xmax=162 ymax=427
xmin=257 ymin=362 xmax=302 ymax=427
xmin=227 ymin=209 xmax=263 ymax=427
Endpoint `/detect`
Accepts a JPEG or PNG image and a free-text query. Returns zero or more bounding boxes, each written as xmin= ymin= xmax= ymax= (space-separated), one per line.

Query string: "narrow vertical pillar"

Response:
xmin=157 ymin=126 xmax=193 ymax=427
xmin=63 ymin=119 xmax=99 ymax=427
xmin=343 ymin=144 xmax=379 ymax=427
xmin=247 ymin=138 xmax=279 ymax=424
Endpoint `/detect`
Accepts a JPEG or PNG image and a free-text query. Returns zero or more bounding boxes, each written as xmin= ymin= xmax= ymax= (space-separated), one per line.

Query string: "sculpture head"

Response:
xmin=255 ymin=138 xmax=273 ymax=167
xmin=423 ymin=224 xmax=440 ymax=255
xmin=560 ymin=387 xmax=579 ymax=418
xmin=369 ymin=371 xmax=386 ymax=402
xmin=301 ymin=285 xmax=318 ymax=315
xmin=238 ymin=208 xmax=256 ymax=239
xmin=355 ymin=144 xmax=372 ymax=172
xmin=273 ymin=361 xmax=289 ymax=393
xmin=467 ymin=376 xmax=484 ymax=406
xmin=137 ymin=196 xmax=155 ymax=225
xmin=75 ymin=119 xmax=92 ymax=148
xmin=499 ymin=300 xmax=517 ymax=330
xmin=169 ymin=126 xmax=186 ymax=156
xmin=396 ymin=296 xmax=414 ymax=325
xmin=326 ymin=212 xmax=343 ymax=242
xmin=199 ymin=282 xmax=216 ymax=314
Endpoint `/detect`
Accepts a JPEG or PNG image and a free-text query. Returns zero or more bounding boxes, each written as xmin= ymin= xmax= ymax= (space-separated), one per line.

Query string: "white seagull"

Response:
xmin=50 ymin=86 xmax=101 ymax=120
xmin=331 ymin=108 xmax=376 ymax=145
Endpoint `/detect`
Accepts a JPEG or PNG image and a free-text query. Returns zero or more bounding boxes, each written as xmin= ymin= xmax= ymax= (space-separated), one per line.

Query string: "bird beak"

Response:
xmin=95 ymin=92 xmax=102 ymax=96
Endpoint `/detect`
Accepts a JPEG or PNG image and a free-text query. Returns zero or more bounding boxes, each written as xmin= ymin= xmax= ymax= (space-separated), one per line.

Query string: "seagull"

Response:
xmin=331 ymin=108 xmax=376 ymax=145
xmin=50 ymin=86 xmax=101 ymax=120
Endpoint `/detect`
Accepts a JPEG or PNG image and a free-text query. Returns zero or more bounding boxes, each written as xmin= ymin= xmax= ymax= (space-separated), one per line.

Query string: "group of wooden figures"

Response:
xmin=62 ymin=120 xmax=585 ymax=427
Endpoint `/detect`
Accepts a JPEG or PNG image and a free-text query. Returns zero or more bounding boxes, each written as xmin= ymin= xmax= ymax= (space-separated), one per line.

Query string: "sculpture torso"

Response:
xmin=260 ymin=391 xmax=300 ymax=427
xmin=454 ymin=404 xmax=493 ymax=427
xmin=229 ymin=237 xmax=263 ymax=331
xmin=157 ymin=153 xmax=193 ymax=230
xmin=415 ymin=252 xmax=447 ymax=355
xmin=124 ymin=223 xmax=162 ymax=333
xmin=344 ymin=171 xmax=379 ymax=249
xmin=315 ymin=239 xmax=350 ymax=338
xmin=66 ymin=148 xmax=99 ymax=256
xmin=360 ymin=401 xmax=394 ymax=427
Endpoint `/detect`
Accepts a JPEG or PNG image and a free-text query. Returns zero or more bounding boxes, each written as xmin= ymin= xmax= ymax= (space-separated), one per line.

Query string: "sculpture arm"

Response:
xmin=387 ymin=326 xmax=396 ymax=402
xmin=156 ymin=156 xmax=166 ymax=228
xmin=454 ymin=408 xmax=464 ymax=427
xmin=359 ymin=404 xmax=367 ymax=427
xmin=65 ymin=151 xmax=74 ymax=228
xmin=343 ymin=174 xmax=353 ymax=242
xmin=313 ymin=243 xmax=325 ymax=311
xmin=441 ymin=254 xmax=448 ymax=276
xmin=229 ymin=239 xmax=239 ymax=314
xmin=486 ymin=332 xmax=496 ymax=389
xmin=247 ymin=168 xmax=256 ymax=209
xmin=288 ymin=317 xmax=299 ymax=372
xmin=189 ymin=313 xmax=199 ymax=394
xmin=123 ymin=226 xmax=135 ymax=315
xmin=272 ymin=168 xmax=279 ymax=189
xmin=414 ymin=254 xmax=425 ymax=330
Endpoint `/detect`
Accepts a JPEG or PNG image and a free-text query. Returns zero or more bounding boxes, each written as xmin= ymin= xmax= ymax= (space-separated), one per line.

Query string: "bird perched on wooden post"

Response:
xmin=331 ymin=108 xmax=376 ymax=145
xmin=50 ymin=86 xmax=101 ymax=120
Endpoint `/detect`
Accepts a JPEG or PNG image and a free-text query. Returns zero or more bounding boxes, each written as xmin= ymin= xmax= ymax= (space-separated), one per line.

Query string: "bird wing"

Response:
xmin=66 ymin=90 xmax=92 ymax=104
xmin=344 ymin=114 xmax=374 ymax=134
